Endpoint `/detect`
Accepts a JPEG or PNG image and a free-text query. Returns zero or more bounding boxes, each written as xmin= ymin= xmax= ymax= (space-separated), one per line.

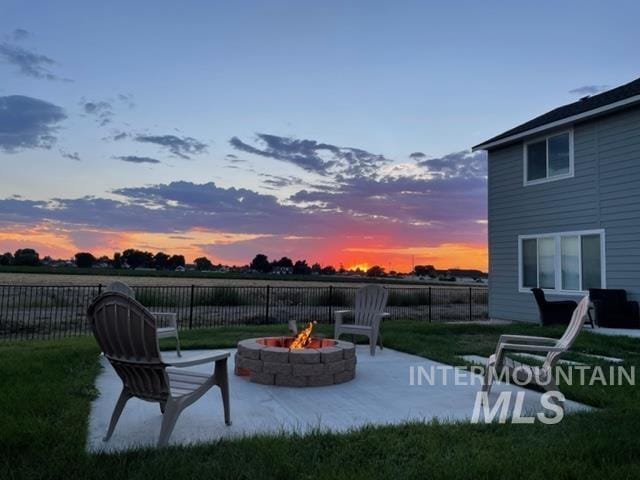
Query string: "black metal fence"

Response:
xmin=0 ymin=284 xmax=488 ymax=342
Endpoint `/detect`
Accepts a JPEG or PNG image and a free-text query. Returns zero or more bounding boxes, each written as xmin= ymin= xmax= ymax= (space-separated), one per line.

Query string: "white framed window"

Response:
xmin=518 ymin=229 xmax=605 ymax=294
xmin=523 ymin=130 xmax=574 ymax=186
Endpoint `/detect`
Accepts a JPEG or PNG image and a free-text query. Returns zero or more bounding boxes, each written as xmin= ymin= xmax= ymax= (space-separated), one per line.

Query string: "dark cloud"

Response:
xmin=0 ymin=148 xmax=488 ymax=248
xmin=417 ymin=150 xmax=487 ymax=179
xmin=103 ymin=130 xmax=131 ymax=142
xmin=230 ymin=133 xmax=390 ymax=178
xmin=260 ymin=174 xmax=306 ymax=188
xmin=117 ymin=93 xmax=135 ymax=109
xmin=569 ymin=85 xmax=610 ymax=96
xmin=290 ymin=150 xmax=487 ymax=225
xmin=225 ymin=153 xmax=246 ymax=164
xmin=115 ymin=155 xmax=161 ymax=164
xmin=0 ymin=41 xmax=63 ymax=80
xmin=135 ymin=134 xmax=208 ymax=159
xmin=12 ymin=29 xmax=29 ymax=41
xmin=0 ymin=95 xmax=66 ymax=152
xmin=409 ymin=152 xmax=426 ymax=159
xmin=291 ymin=176 xmax=486 ymax=225
xmin=82 ymin=100 xmax=113 ymax=126
xmin=60 ymin=149 xmax=81 ymax=161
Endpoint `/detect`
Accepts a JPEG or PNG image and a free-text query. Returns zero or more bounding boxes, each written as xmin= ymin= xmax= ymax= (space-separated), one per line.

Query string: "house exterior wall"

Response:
xmin=488 ymin=104 xmax=640 ymax=322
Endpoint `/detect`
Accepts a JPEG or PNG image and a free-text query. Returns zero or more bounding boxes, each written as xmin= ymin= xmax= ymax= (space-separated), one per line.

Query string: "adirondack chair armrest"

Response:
xmin=498 ymin=334 xmax=558 ymax=345
xmin=334 ymin=310 xmax=353 ymax=327
xmin=151 ymin=311 xmax=178 ymax=328
xmin=498 ymin=343 xmax=565 ymax=354
xmin=372 ymin=312 xmax=390 ymax=327
xmin=164 ymin=351 xmax=230 ymax=368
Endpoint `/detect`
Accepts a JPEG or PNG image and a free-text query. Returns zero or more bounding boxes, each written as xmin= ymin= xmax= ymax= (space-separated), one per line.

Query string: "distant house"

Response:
xmin=473 ymin=77 xmax=640 ymax=322
xmin=272 ymin=266 xmax=293 ymax=275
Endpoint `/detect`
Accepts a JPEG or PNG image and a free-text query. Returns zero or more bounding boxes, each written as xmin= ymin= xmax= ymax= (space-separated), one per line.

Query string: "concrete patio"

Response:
xmin=87 ymin=346 xmax=591 ymax=452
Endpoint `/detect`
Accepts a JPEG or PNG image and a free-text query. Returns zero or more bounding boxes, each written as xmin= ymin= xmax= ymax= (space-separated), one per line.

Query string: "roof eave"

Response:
xmin=472 ymin=93 xmax=640 ymax=152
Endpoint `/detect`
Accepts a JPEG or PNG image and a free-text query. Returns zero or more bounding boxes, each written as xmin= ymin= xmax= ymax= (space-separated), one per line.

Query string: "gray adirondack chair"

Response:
xmin=334 ymin=284 xmax=389 ymax=356
xmin=481 ymin=295 xmax=590 ymax=401
xmin=106 ymin=281 xmax=181 ymax=356
xmin=88 ymin=292 xmax=231 ymax=447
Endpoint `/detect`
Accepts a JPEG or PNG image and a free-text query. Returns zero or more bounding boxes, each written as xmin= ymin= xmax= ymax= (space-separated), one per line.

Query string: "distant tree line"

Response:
xmin=249 ymin=254 xmax=339 ymax=275
xmin=0 ymin=248 xmax=187 ymax=271
xmin=0 ymin=248 xmax=484 ymax=279
xmin=248 ymin=253 xmax=392 ymax=278
xmin=0 ymin=249 xmax=41 ymax=267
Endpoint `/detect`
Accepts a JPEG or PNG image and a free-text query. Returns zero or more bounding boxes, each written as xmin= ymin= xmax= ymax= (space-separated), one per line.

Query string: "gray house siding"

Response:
xmin=488 ymin=104 xmax=640 ymax=322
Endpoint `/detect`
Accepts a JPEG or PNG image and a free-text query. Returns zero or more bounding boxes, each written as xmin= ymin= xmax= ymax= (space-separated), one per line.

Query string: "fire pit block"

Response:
xmin=334 ymin=369 xmax=356 ymax=384
xmin=261 ymin=347 xmax=289 ymax=363
xmin=275 ymin=374 xmax=307 ymax=387
xmin=320 ymin=346 xmax=344 ymax=363
xmin=237 ymin=340 xmax=263 ymax=359
xmin=325 ymin=359 xmax=346 ymax=374
xmin=235 ymin=336 xmax=357 ymax=387
xmin=263 ymin=361 xmax=292 ymax=375
xmin=289 ymin=349 xmax=321 ymax=364
xmin=250 ymin=372 xmax=275 ymax=385
xmin=307 ymin=373 xmax=335 ymax=386
xmin=292 ymin=363 xmax=325 ymax=377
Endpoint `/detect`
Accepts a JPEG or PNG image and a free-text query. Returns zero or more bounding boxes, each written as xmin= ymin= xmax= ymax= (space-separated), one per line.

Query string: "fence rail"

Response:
xmin=0 ymin=284 xmax=488 ymax=342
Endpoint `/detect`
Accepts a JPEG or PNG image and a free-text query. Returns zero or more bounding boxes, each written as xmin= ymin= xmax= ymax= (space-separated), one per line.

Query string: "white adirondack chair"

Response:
xmin=481 ymin=295 xmax=590 ymax=400
xmin=88 ymin=292 xmax=231 ymax=447
xmin=106 ymin=281 xmax=181 ymax=356
xmin=334 ymin=284 xmax=389 ymax=356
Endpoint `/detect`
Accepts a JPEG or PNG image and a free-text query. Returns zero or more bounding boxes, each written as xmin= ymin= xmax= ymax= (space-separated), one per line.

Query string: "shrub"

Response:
xmin=314 ymin=289 xmax=352 ymax=307
xmin=387 ymin=290 xmax=431 ymax=307
xmin=194 ymin=288 xmax=243 ymax=307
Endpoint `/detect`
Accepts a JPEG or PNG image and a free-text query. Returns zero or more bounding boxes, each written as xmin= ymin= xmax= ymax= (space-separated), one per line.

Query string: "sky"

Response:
xmin=0 ymin=0 xmax=639 ymax=272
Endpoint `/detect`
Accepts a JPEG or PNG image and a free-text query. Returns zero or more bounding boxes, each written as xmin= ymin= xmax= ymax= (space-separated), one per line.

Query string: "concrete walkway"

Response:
xmin=87 ymin=347 xmax=591 ymax=452
xmin=589 ymin=326 xmax=640 ymax=338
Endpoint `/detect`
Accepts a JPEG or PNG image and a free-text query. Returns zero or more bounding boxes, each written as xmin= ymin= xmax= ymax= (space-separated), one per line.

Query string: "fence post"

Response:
xmin=328 ymin=285 xmax=333 ymax=323
xmin=428 ymin=286 xmax=432 ymax=323
xmin=469 ymin=287 xmax=473 ymax=321
xmin=98 ymin=283 xmax=102 ymax=295
xmin=188 ymin=285 xmax=195 ymax=329
xmin=265 ymin=285 xmax=270 ymax=323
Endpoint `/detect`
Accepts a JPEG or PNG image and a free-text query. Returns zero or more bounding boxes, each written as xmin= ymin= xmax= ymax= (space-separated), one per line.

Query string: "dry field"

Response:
xmin=0 ymin=272 xmax=471 ymax=289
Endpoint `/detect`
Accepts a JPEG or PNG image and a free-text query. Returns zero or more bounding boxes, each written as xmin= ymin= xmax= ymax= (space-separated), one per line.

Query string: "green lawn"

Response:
xmin=1 ymin=322 xmax=639 ymax=479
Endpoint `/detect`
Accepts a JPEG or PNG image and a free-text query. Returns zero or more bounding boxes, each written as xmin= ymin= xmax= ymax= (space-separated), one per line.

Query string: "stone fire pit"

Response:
xmin=235 ymin=337 xmax=356 ymax=387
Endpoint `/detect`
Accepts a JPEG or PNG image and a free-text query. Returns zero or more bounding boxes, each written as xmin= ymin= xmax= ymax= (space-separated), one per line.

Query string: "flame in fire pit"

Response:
xmin=289 ymin=321 xmax=316 ymax=349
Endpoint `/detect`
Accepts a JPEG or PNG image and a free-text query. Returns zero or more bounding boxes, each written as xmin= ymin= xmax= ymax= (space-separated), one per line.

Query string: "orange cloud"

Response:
xmin=339 ymin=242 xmax=488 ymax=272
xmin=0 ymin=222 xmax=268 ymax=264
xmin=0 ymin=222 xmax=487 ymax=272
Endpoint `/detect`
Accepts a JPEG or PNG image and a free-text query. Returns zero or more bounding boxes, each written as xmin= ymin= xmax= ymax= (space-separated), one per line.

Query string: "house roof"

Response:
xmin=473 ymin=77 xmax=640 ymax=151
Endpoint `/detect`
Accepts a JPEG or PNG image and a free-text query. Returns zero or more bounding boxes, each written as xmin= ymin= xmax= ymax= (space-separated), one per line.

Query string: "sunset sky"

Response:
xmin=1 ymin=1 xmax=639 ymax=271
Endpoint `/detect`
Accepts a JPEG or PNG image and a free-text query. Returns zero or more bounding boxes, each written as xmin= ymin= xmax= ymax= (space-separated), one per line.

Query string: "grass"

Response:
xmin=1 ymin=322 xmax=640 ymax=479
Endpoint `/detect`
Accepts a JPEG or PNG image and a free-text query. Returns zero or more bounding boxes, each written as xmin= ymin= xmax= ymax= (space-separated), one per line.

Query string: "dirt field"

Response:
xmin=0 ymin=272 xmax=479 ymax=289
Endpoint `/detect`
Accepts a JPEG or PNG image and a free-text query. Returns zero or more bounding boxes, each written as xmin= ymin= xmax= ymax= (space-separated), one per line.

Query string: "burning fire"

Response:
xmin=289 ymin=321 xmax=316 ymax=349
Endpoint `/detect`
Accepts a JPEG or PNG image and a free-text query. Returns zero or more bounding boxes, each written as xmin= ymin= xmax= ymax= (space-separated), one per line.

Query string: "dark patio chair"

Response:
xmin=588 ymin=289 xmax=640 ymax=329
xmin=531 ymin=288 xmax=578 ymax=326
